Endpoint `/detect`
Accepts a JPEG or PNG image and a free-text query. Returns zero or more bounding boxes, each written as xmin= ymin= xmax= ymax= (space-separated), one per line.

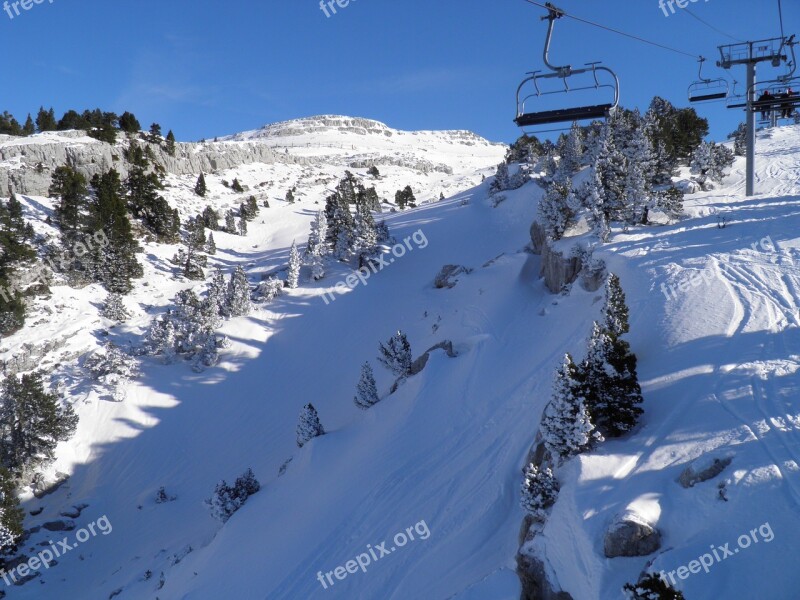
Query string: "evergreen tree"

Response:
xmin=539 ymin=171 xmax=575 ymax=241
xmin=246 ymin=195 xmax=259 ymax=218
xmin=353 ymin=198 xmax=378 ymax=254
xmin=88 ymin=169 xmax=143 ymax=293
xmin=728 ymin=122 xmax=747 ymax=157
xmin=148 ymin=122 xmax=162 ymax=142
xmin=603 ymin=274 xmax=629 ymax=338
xmin=195 ymin=173 xmax=208 ymax=197
xmin=0 ymin=467 xmax=23 ymax=549
xmin=237 ymin=216 xmax=247 ymax=237
xmin=306 ymin=211 xmax=328 ymax=280
xmin=231 ymin=178 xmax=244 ymax=193
xmin=378 ymin=331 xmax=412 ymax=378
xmin=594 ymin=118 xmax=629 ymax=222
xmin=559 ymin=121 xmax=584 ymax=175
xmin=580 ymin=320 xmax=643 ymax=438
xmin=22 ymin=114 xmax=34 ymax=136
xmin=296 ymin=403 xmax=325 ymax=448
xmin=165 ymin=130 xmax=177 ymax=156
xmin=225 ymin=266 xmax=251 ymax=316
xmin=205 ymin=232 xmax=217 ymax=255
xmin=0 ymin=371 xmax=78 ymax=474
xmin=540 ymin=354 xmax=597 ymax=463
xmin=690 ymin=141 xmax=735 ymax=188
xmin=623 ymin=573 xmax=685 ymax=600
xmin=285 ymin=189 xmax=295 ymax=203
xmin=118 ymin=111 xmax=141 ymax=134
xmin=101 ymin=292 xmax=131 ymax=322
xmin=224 ymin=209 xmax=236 ymax=234
xmin=126 ymin=162 xmax=179 ymax=242
xmin=354 ymin=362 xmax=379 ymax=410
xmin=367 ymin=165 xmax=381 ymax=178
xmin=201 ymin=206 xmax=220 ymax=230
xmin=205 ymin=468 xmax=261 ymax=523
xmin=394 ymin=185 xmax=416 ymax=209
xmin=49 ymin=166 xmax=88 ymax=235
xmin=653 ymin=187 xmax=685 ymax=220
xmin=183 ymin=248 xmax=205 ymax=280
xmin=287 ymin=240 xmax=301 ymax=289
xmin=490 ymin=163 xmax=511 ymax=195
xmin=519 ymin=463 xmax=559 ymax=521
xmin=35 ymin=107 xmax=57 ymax=132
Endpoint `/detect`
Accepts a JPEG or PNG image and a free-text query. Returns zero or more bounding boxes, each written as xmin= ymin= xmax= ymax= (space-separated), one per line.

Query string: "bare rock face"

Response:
xmin=530 ymin=221 xmax=547 ymax=255
xmin=434 ymin=265 xmax=471 ymax=289
xmin=516 ymin=552 xmax=574 ymax=600
xmin=604 ymin=513 xmax=661 ymax=558
xmin=679 ymin=451 xmax=733 ymax=488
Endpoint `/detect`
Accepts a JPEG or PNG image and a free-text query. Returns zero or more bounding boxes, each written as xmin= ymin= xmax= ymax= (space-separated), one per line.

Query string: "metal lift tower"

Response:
xmin=717 ymin=38 xmax=789 ymax=197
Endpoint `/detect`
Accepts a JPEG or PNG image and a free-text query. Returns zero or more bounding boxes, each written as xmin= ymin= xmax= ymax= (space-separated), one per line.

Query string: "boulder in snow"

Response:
xmin=604 ymin=513 xmax=661 ymax=558
xmin=679 ymin=450 xmax=733 ymax=488
xmin=434 ymin=265 xmax=471 ymax=289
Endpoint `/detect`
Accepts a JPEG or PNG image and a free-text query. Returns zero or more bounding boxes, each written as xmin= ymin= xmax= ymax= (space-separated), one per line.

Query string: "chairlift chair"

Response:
xmin=514 ymin=3 xmax=619 ymax=131
xmin=688 ymin=57 xmax=729 ymax=103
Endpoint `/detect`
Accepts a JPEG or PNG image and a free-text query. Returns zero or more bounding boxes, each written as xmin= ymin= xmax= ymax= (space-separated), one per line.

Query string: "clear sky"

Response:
xmin=2 ymin=0 xmax=797 ymax=144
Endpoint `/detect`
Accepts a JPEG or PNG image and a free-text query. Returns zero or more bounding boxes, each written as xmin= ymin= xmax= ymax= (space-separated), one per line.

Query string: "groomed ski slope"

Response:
xmin=5 ymin=122 xmax=800 ymax=600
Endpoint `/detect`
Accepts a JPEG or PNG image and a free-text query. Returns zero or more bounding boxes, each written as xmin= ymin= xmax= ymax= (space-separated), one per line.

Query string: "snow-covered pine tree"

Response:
xmin=237 ymin=216 xmax=247 ymax=237
xmin=193 ymin=331 xmax=219 ymax=372
xmin=296 ymin=403 xmax=325 ymax=448
xmin=690 ymin=141 xmax=734 ymax=188
xmin=101 ymin=292 xmax=131 ymax=322
xmin=225 ymin=266 xmax=251 ymax=316
xmin=490 ymin=162 xmax=510 ymax=195
xmin=305 ymin=210 xmax=329 ymax=261
xmin=540 ymin=354 xmax=596 ymax=463
xmin=354 ymin=362 xmax=379 ymax=410
xmin=519 ymin=463 xmax=559 ymax=521
xmin=85 ymin=343 xmax=140 ymax=401
xmin=594 ymin=119 xmax=629 ymax=222
xmin=224 ymin=209 xmax=236 ymax=234
xmin=205 ymin=232 xmax=217 ymax=255
xmin=538 ymin=171 xmax=575 ymax=241
xmin=603 ymin=274 xmax=629 ymax=338
xmin=183 ymin=248 xmax=205 ymax=280
xmin=194 ymin=173 xmax=207 ymax=197
xmin=353 ymin=199 xmax=378 ymax=255
xmin=207 ymin=270 xmax=228 ymax=318
xmin=580 ymin=320 xmax=643 ymax=438
xmin=286 ymin=241 xmax=301 ymax=289
xmin=621 ymin=116 xmax=655 ymax=225
xmin=653 ymin=186 xmax=684 ymax=220
xmin=0 ymin=507 xmax=17 ymax=552
xmin=205 ymin=468 xmax=261 ymax=523
xmin=255 ymin=277 xmax=284 ymax=302
xmin=378 ymin=330 xmax=412 ymax=378
xmin=558 ymin=121 xmax=584 ymax=176
xmin=623 ymin=573 xmax=685 ymax=600
xmin=728 ymin=123 xmax=747 ymax=157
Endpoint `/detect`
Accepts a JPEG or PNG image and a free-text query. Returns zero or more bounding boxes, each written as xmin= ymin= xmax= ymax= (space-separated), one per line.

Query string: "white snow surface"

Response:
xmin=2 ymin=119 xmax=800 ymax=600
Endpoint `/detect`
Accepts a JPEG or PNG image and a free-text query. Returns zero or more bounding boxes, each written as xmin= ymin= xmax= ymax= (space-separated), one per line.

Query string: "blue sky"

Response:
xmin=2 ymin=0 xmax=796 ymax=143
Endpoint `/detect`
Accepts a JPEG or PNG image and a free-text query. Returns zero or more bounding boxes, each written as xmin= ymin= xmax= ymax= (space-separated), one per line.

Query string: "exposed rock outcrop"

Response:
xmin=529 ymin=221 xmax=605 ymax=293
xmin=434 ymin=265 xmax=472 ymax=289
xmin=604 ymin=513 xmax=661 ymax=558
xmin=679 ymin=451 xmax=734 ymax=488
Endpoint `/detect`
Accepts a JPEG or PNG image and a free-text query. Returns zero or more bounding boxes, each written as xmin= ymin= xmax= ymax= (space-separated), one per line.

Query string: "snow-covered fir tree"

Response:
xmin=207 ymin=270 xmax=227 ymax=318
xmin=296 ymin=403 xmax=325 ymax=448
xmin=558 ymin=121 xmax=584 ymax=176
xmin=85 ymin=342 xmax=140 ymax=401
xmin=237 ymin=216 xmax=247 ymax=237
xmin=540 ymin=354 xmax=597 ymax=463
xmin=538 ymin=171 xmax=575 ymax=241
xmin=254 ymin=277 xmax=284 ymax=302
xmin=690 ymin=141 xmax=735 ymax=189
xmin=593 ymin=118 xmax=628 ymax=222
xmin=519 ymin=463 xmax=559 ymax=521
xmin=205 ymin=232 xmax=217 ymax=255
xmin=101 ymin=292 xmax=131 ymax=322
xmin=623 ymin=573 xmax=685 ymax=600
xmin=193 ymin=331 xmax=219 ymax=373
xmin=603 ymin=274 xmax=629 ymax=338
xmin=353 ymin=199 xmax=378 ymax=255
xmin=581 ymin=320 xmax=643 ymax=438
xmin=224 ymin=209 xmax=236 ymax=234
xmin=205 ymin=468 xmax=261 ymax=523
xmin=728 ymin=122 xmax=747 ymax=157
xmin=489 ymin=162 xmax=510 ymax=195
xmin=286 ymin=241 xmax=301 ymax=289
xmin=354 ymin=362 xmax=379 ymax=410
xmin=378 ymin=330 xmax=412 ymax=378
xmin=226 ymin=266 xmax=251 ymax=316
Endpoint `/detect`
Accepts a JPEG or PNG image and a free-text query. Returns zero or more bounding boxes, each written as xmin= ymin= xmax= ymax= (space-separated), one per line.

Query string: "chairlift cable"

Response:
xmin=778 ymin=0 xmax=785 ymax=42
xmin=519 ymin=0 xmax=700 ymax=60
xmin=683 ymin=7 xmax=745 ymax=43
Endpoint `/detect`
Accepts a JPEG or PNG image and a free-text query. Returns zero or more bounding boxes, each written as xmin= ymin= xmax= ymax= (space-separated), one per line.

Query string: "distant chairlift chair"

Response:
xmin=514 ymin=3 xmax=620 ymax=130
xmin=688 ymin=57 xmax=729 ymax=103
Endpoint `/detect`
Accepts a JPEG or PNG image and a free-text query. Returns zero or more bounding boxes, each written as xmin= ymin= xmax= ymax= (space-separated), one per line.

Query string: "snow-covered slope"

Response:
xmin=4 ymin=119 xmax=800 ymax=600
